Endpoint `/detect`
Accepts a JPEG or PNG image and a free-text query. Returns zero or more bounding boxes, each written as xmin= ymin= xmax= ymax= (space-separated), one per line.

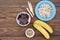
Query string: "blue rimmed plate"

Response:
xmin=35 ymin=0 xmax=56 ymax=21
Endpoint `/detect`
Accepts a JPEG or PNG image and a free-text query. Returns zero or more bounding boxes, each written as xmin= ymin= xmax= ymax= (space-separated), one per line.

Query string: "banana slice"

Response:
xmin=33 ymin=23 xmax=50 ymax=39
xmin=34 ymin=20 xmax=53 ymax=34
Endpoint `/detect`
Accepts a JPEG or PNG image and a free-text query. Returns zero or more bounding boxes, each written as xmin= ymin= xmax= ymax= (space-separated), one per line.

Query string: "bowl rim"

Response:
xmin=35 ymin=1 xmax=56 ymax=21
xmin=16 ymin=12 xmax=31 ymax=26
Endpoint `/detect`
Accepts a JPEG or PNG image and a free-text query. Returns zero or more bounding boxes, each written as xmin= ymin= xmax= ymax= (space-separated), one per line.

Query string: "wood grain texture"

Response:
xmin=0 ymin=0 xmax=60 ymax=40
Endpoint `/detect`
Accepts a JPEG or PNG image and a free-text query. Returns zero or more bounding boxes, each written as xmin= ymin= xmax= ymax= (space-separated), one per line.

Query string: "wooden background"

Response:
xmin=0 ymin=0 xmax=60 ymax=40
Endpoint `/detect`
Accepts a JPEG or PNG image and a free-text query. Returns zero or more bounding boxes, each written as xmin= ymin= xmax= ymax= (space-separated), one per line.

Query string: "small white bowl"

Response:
xmin=25 ymin=28 xmax=35 ymax=38
xmin=16 ymin=12 xmax=31 ymax=26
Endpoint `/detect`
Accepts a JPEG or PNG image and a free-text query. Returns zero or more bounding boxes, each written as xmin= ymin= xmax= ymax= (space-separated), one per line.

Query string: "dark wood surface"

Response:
xmin=0 ymin=0 xmax=60 ymax=40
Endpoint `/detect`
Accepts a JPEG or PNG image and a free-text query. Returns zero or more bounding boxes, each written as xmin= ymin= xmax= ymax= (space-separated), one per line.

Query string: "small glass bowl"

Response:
xmin=25 ymin=28 xmax=35 ymax=38
xmin=16 ymin=12 xmax=31 ymax=26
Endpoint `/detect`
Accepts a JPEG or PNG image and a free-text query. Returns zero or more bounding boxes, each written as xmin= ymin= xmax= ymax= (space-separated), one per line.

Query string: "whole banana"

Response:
xmin=33 ymin=20 xmax=53 ymax=39
xmin=33 ymin=23 xmax=50 ymax=39
xmin=34 ymin=20 xmax=53 ymax=34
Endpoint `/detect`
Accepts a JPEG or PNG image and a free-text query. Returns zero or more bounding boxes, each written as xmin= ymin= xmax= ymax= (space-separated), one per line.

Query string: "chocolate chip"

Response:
xmin=18 ymin=14 xmax=29 ymax=25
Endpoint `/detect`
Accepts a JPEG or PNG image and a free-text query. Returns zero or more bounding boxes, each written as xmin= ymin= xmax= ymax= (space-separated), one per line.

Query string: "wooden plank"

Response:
xmin=0 ymin=36 xmax=60 ymax=40
xmin=0 ymin=0 xmax=60 ymax=7
xmin=0 ymin=25 xmax=60 ymax=37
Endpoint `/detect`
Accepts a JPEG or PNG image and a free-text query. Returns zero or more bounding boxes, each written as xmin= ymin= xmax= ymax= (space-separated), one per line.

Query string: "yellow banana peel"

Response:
xmin=33 ymin=20 xmax=53 ymax=39
xmin=34 ymin=20 xmax=53 ymax=34
xmin=33 ymin=23 xmax=50 ymax=39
